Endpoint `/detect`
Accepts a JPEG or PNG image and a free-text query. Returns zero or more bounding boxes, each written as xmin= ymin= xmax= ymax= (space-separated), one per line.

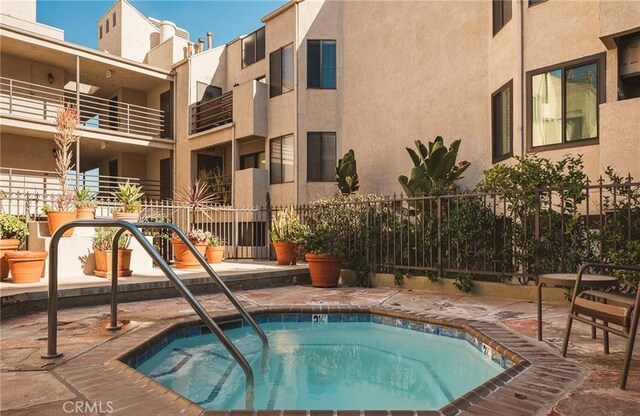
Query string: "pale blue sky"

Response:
xmin=36 ymin=0 xmax=286 ymax=49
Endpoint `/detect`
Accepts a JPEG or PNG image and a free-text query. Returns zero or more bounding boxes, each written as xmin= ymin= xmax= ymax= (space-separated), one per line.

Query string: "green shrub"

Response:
xmin=0 ymin=214 xmax=29 ymax=243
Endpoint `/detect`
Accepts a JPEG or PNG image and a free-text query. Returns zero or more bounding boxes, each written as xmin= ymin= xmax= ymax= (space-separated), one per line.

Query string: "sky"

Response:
xmin=36 ymin=0 xmax=287 ymax=49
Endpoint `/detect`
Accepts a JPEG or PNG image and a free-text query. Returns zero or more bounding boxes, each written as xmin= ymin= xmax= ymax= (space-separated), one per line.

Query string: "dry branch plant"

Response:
xmin=54 ymin=102 xmax=81 ymax=195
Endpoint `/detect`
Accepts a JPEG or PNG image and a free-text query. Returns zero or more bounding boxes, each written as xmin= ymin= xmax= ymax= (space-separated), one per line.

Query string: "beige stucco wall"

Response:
xmin=0 ymin=53 xmax=66 ymax=90
xmin=233 ymin=79 xmax=268 ymax=139
xmin=145 ymin=37 xmax=188 ymax=70
xmin=599 ymin=0 xmax=640 ymax=45
xmin=0 ymin=135 xmax=56 ymax=172
xmin=599 ymin=98 xmax=640 ymax=179
xmin=341 ymin=0 xmax=489 ymax=195
xmin=0 ymin=0 xmax=36 ymax=22
xmin=97 ymin=1 xmax=122 ymax=56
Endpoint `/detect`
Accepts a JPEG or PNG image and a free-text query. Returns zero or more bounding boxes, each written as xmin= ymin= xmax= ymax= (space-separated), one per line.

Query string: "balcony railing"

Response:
xmin=0 ymin=77 xmax=166 ymax=138
xmin=0 ymin=167 xmax=164 ymax=199
xmin=190 ymin=91 xmax=232 ymax=134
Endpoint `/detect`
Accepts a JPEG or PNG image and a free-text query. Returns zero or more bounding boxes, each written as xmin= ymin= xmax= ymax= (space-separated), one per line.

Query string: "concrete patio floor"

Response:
xmin=1 ymin=285 xmax=639 ymax=415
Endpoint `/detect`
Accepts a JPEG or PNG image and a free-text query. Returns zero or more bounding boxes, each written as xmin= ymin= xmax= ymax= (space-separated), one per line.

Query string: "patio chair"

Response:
xmin=562 ymin=263 xmax=640 ymax=389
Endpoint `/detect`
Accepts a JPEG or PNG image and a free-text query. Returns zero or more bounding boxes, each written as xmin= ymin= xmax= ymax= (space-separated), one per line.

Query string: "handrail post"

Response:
xmin=126 ymin=104 xmax=130 ymax=134
xmin=106 ymin=227 xmax=126 ymax=330
xmin=8 ymin=78 xmax=13 ymax=114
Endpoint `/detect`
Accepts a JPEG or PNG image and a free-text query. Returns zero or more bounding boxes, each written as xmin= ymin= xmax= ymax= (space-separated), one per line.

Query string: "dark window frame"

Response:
xmin=307 ymin=39 xmax=337 ymax=90
xmin=241 ymin=27 xmax=266 ymax=69
xmin=99 ymin=25 xmax=103 ymax=39
xmin=491 ymin=80 xmax=513 ymax=163
xmin=112 ymin=12 xmax=117 ymax=27
xmin=492 ymin=0 xmax=512 ymax=36
xmin=270 ymin=43 xmax=294 ymax=98
xmin=526 ymin=53 xmax=606 ymax=152
xmin=106 ymin=18 xmax=109 ymax=34
xmin=240 ymin=151 xmax=266 ymax=170
xmin=307 ymin=132 xmax=337 ymax=182
xmin=270 ymin=135 xmax=294 ymax=184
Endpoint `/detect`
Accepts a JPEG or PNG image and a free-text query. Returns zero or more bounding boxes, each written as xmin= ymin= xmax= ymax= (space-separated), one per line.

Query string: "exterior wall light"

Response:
xmin=48 ymin=73 xmax=54 ymax=84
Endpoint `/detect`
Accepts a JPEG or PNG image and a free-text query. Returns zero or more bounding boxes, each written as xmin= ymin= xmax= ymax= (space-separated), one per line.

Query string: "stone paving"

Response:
xmin=1 ymin=285 xmax=639 ymax=415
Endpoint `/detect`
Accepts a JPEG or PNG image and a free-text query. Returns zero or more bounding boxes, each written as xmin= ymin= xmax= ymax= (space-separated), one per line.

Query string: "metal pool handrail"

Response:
xmin=41 ymin=220 xmax=259 ymax=408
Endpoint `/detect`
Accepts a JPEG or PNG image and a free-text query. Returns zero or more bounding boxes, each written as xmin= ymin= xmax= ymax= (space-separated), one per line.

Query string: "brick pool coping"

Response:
xmin=49 ymin=305 xmax=583 ymax=416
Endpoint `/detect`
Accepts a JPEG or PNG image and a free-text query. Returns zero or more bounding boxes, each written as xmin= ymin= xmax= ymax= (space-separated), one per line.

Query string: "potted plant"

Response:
xmin=76 ymin=187 xmax=97 ymax=219
xmin=270 ymin=207 xmax=305 ymax=265
xmin=92 ymin=227 xmax=132 ymax=277
xmin=43 ymin=191 xmax=77 ymax=237
xmin=4 ymin=251 xmax=48 ymax=284
xmin=301 ymin=219 xmax=345 ymax=288
xmin=172 ymin=178 xmax=217 ymax=266
xmin=47 ymin=103 xmax=81 ymax=237
xmin=112 ymin=181 xmax=144 ymax=222
xmin=173 ymin=229 xmax=210 ymax=269
xmin=205 ymin=234 xmax=225 ymax=264
xmin=0 ymin=214 xmax=29 ymax=280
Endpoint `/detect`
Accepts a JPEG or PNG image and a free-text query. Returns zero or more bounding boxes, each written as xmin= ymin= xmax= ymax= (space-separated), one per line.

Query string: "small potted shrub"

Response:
xmin=301 ymin=219 xmax=345 ymax=288
xmin=112 ymin=181 xmax=144 ymax=222
xmin=44 ymin=191 xmax=77 ymax=237
xmin=93 ymin=227 xmax=132 ymax=277
xmin=172 ymin=228 xmax=210 ymax=269
xmin=0 ymin=214 xmax=29 ymax=280
xmin=76 ymin=187 xmax=97 ymax=219
xmin=205 ymin=234 xmax=225 ymax=264
xmin=270 ymin=207 xmax=305 ymax=265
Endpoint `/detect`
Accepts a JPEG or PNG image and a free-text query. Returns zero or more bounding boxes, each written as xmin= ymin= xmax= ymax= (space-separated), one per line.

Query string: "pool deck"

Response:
xmin=1 ymin=285 xmax=639 ymax=415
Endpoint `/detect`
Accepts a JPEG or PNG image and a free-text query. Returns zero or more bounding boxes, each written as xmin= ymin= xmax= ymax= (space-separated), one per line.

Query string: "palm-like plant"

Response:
xmin=336 ymin=149 xmax=359 ymax=194
xmin=398 ymin=136 xmax=470 ymax=197
xmin=112 ymin=182 xmax=144 ymax=213
xmin=177 ymin=178 xmax=218 ymax=226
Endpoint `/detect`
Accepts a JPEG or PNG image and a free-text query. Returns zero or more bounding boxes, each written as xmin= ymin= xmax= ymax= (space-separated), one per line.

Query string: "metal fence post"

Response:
xmin=534 ymin=190 xmax=541 ymax=277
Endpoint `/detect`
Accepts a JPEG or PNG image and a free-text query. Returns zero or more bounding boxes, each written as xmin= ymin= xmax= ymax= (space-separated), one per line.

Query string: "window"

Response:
xmin=308 ymin=40 xmax=336 ymax=89
xmin=270 ymin=135 xmax=294 ymax=184
xmin=528 ymin=54 xmax=604 ymax=149
xmin=618 ymin=32 xmax=640 ymax=100
xmin=242 ymin=27 xmax=265 ymax=68
xmin=240 ymin=152 xmax=266 ymax=170
xmin=270 ymin=44 xmax=294 ymax=98
xmin=528 ymin=0 xmax=546 ymax=6
xmin=106 ymin=18 xmax=109 ymax=34
xmin=99 ymin=25 xmax=103 ymax=39
xmin=307 ymin=132 xmax=336 ymax=182
xmin=112 ymin=12 xmax=117 ymax=27
xmin=491 ymin=81 xmax=513 ymax=162
xmin=492 ymin=0 xmax=512 ymax=35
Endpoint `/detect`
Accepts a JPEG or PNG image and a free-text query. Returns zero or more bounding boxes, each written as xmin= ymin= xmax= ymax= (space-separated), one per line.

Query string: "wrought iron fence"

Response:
xmin=2 ymin=177 xmax=639 ymax=286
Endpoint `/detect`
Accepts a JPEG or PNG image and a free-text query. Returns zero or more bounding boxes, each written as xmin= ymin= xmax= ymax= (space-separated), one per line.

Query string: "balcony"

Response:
xmin=190 ymin=91 xmax=233 ymax=134
xmin=0 ymin=167 xmax=164 ymax=199
xmin=189 ymin=80 xmax=267 ymax=137
xmin=0 ymin=77 xmax=166 ymax=141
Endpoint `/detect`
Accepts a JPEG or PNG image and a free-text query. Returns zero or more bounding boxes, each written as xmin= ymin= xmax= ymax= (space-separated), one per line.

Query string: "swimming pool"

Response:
xmin=130 ymin=313 xmax=512 ymax=410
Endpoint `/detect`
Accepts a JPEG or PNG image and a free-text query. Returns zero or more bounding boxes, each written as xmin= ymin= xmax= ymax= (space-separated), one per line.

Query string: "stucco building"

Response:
xmin=1 ymin=0 xmax=639 ymax=206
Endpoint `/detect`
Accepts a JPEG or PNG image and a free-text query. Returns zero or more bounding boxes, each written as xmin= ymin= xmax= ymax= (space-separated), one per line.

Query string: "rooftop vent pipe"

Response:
xmin=198 ymin=38 xmax=205 ymax=52
xmin=207 ymin=32 xmax=213 ymax=50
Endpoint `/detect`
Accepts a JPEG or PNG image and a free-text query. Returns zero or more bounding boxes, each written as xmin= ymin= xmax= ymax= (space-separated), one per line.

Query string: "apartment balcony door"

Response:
xmin=160 ymin=157 xmax=172 ymax=200
xmin=160 ymin=90 xmax=172 ymax=139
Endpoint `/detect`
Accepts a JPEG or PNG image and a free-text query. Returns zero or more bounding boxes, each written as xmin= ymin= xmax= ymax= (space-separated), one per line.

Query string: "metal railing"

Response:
xmin=0 ymin=77 xmax=166 ymax=138
xmin=0 ymin=168 xmax=164 ymax=199
xmin=42 ymin=219 xmax=268 ymax=409
xmin=190 ymin=91 xmax=233 ymax=134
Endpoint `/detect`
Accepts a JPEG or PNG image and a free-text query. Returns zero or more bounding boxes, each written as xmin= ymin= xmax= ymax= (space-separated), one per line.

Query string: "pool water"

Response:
xmin=135 ymin=316 xmax=506 ymax=410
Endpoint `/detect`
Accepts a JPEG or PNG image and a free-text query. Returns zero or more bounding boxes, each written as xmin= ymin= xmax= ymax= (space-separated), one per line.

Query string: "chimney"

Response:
xmin=187 ymin=42 xmax=193 ymax=56
xmin=198 ymin=38 xmax=205 ymax=52
xmin=207 ymin=32 xmax=213 ymax=50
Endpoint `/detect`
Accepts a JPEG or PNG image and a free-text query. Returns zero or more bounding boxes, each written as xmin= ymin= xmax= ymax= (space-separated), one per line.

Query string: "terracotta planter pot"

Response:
xmin=113 ymin=212 xmax=140 ymax=222
xmin=94 ymin=249 xmax=132 ymax=278
xmin=76 ymin=207 xmax=96 ymax=220
xmin=5 ymin=251 xmax=47 ymax=283
xmin=47 ymin=211 xmax=76 ymax=237
xmin=205 ymin=246 xmax=224 ymax=264
xmin=305 ymin=253 xmax=345 ymax=288
xmin=0 ymin=238 xmax=20 ymax=280
xmin=273 ymin=242 xmax=297 ymax=265
xmin=171 ymin=237 xmax=207 ymax=269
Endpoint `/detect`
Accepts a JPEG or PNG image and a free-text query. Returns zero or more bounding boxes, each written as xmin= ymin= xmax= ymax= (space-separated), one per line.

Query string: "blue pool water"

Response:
xmin=134 ymin=315 xmax=507 ymax=410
